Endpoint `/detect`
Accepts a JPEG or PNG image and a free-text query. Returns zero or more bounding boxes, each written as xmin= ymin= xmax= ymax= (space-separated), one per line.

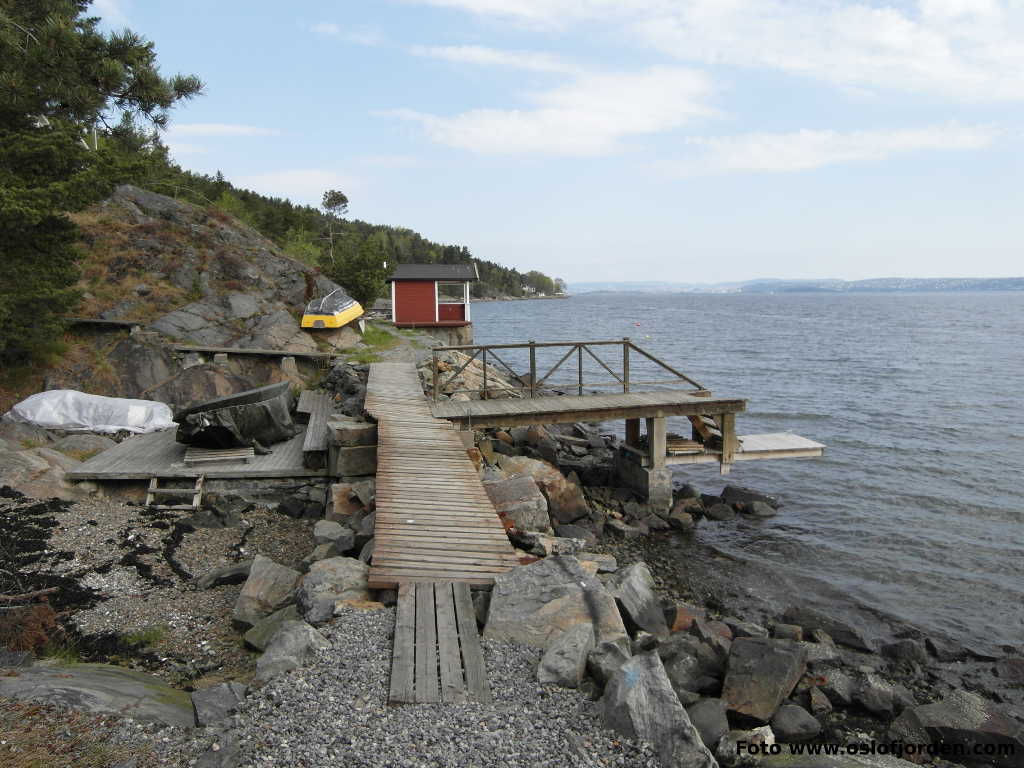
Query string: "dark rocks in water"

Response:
xmin=721 ymin=486 xmax=782 ymax=510
xmin=782 ymin=605 xmax=875 ymax=652
xmin=196 ymin=560 xmax=252 ymax=590
xmin=925 ymin=635 xmax=967 ymax=662
xmin=722 ymin=637 xmax=808 ymax=723
xmin=554 ymin=523 xmax=596 ymax=547
xmin=995 ymin=656 xmax=1024 ymax=684
xmin=191 ymin=681 xmax=247 ymax=726
xmin=741 ymin=501 xmax=777 ymax=518
xmin=890 ymin=690 xmax=1024 ymax=768
xmin=676 ymin=482 xmax=700 ymax=499
xmin=603 ymin=652 xmax=718 ymax=768
xmin=704 ymin=503 xmax=736 ymax=522
xmin=700 ymin=493 xmax=724 ymax=508
xmin=771 ymin=623 xmax=803 ymax=641
xmin=686 ymin=697 xmax=730 ymax=753
xmin=881 ymin=638 xmax=928 ymax=666
xmin=770 ymin=703 xmax=821 ymax=742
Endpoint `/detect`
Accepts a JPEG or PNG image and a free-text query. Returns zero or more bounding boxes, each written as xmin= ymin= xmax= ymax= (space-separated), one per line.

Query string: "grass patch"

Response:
xmin=346 ymin=349 xmax=383 ymax=365
xmin=59 ymin=448 xmax=102 ymax=462
xmin=19 ymin=439 xmax=47 ymax=450
xmin=122 ymin=625 xmax=168 ymax=648
xmin=0 ymin=698 xmax=148 ymax=768
xmin=361 ymin=324 xmax=400 ymax=350
xmin=41 ymin=639 xmax=81 ymax=664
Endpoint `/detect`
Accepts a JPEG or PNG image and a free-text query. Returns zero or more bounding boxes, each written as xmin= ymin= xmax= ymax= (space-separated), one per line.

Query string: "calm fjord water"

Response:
xmin=470 ymin=292 xmax=1024 ymax=647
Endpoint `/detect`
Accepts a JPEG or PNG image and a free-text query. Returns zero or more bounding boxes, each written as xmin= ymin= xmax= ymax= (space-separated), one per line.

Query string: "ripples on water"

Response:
xmin=471 ymin=292 xmax=1024 ymax=647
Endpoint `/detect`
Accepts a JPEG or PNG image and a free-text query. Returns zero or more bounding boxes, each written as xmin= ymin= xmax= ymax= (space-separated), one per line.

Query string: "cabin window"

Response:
xmin=437 ymin=283 xmax=466 ymax=302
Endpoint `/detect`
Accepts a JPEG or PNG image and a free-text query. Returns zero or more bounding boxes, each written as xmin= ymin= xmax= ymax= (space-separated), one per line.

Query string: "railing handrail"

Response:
xmin=430 ymin=338 xmax=706 ymax=402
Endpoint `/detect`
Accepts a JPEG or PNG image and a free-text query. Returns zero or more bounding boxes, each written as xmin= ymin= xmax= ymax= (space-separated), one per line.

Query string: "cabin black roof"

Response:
xmin=386 ymin=263 xmax=479 ymax=282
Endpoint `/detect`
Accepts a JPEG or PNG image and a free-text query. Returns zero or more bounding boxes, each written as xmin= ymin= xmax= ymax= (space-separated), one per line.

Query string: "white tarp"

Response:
xmin=2 ymin=390 xmax=176 ymax=434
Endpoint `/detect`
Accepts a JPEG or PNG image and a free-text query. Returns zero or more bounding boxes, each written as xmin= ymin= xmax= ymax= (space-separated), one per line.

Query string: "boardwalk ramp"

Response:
xmin=364 ymin=361 xmax=519 ymax=589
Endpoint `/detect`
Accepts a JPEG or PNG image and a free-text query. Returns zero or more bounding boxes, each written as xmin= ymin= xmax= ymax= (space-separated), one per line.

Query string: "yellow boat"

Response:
xmin=301 ymin=288 xmax=363 ymax=329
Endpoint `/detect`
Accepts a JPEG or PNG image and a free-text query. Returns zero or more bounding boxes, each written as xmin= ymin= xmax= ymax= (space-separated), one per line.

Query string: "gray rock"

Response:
xmin=742 ymin=501 xmax=777 ymax=518
xmin=313 ymin=519 xmax=344 ymax=545
xmin=687 ymin=698 xmax=730 ymax=751
xmin=232 ymin=555 xmax=301 ymax=627
xmin=819 ymin=669 xmax=856 ymax=708
xmin=809 ymin=686 xmax=833 ymax=717
xmin=537 ymin=623 xmax=595 ymax=688
xmin=995 ymin=656 xmax=1024 ymax=684
xmin=669 ymin=509 xmax=696 ymax=530
xmin=52 ymin=433 xmax=117 ymax=456
xmin=721 ymin=486 xmax=781 ymax=509
xmin=704 ymin=503 xmax=736 ymax=522
xmin=196 ymin=560 xmax=252 ymax=590
xmin=603 ymin=652 xmax=718 ymax=768
xmin=610 ymin=561 xmax=670 ymax=640
xmin=577 ymin=552 xmax=618 ymax=573
xmin=0 ymin=650 xmax=34 ymax=667
xmin=717 ymin=727 xmax=774 ymax=768
xmin=604 ymin=518 xmax=646 ymax=538
xmin=722 ymin=637 xmax=808 ymax=723
xmin=191 ymin=682 xmax=247 ymax=726
xmin=724 ymin=617 xmax=769 ymax=639
xmin=0 ymin=663 xmax=195 ymax=727
xmin=358 ymin=538 xmax=374 ymax=564
xmin=587 ymin=640 xmax=632 ymax=688
xmin=880 ymin=638 xmax=928 ymax=666
xmin=496 ymin=455 xmax=590 ymax=524
xmin=782 ymin=605 xmax=874 ymax=652
xmin=771 ymin=623 xmax=802 ymax=641
xmin=483 ymin=475 xmax=552 ymax=533
xmin=553 ymin=524 xmax=597 ymax=547
xmin=483 ymin=555 xmax=627 ymax=649
xmin=301 ymin=543 xmax=335 ymax=571
xmin=890 ymin=689 xmax=1024 ymax=768
xmin=252 ymin=620 xmax=331 ymax=688
xmin=854 ymin=674 xmax=897 ymax=718
xmin=297 ymin=556 xmax=369 ymax=624
xmin=770 ymin=703 xmax=821 ymax=742
xmin=243 ymin=604 xmax=301 ymax=651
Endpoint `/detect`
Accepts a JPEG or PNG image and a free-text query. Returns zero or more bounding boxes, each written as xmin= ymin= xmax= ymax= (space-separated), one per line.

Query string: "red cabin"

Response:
xmin=387 ymin=263 xmax=478 ymax=327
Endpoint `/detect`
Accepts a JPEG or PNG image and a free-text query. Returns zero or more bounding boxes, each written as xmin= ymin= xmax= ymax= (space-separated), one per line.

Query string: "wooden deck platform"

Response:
xmin=364 ymin=361 xmax=520 ymax=589
xmin=665 ymin=432 xmax=825 ymax=466
xmin=431 ymin=390 xmax=747 ymax=429
xmin=389 ymin=582 xmax=491 ymax=705
xmin=66 ymin=428 xmax=328 ymax=480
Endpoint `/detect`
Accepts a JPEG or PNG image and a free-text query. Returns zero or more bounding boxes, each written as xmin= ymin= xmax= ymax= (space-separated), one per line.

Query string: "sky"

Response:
xmin=94 ymin=0 xmax=1023 ymax=285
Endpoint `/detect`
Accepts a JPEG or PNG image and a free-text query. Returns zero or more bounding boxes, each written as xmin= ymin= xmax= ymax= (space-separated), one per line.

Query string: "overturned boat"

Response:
xmin=175 ymin=382 xmax=297 ymax=452
xmin=301 ymin=288 xmax=363 ymax=329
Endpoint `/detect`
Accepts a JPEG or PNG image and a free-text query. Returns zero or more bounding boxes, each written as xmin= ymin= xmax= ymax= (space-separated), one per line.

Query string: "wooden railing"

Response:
xmin=430 ymin=338 xmax=707 ymax=401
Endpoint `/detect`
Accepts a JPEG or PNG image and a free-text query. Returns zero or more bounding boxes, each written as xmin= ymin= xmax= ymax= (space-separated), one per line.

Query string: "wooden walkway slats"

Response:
xmin=364 ymin=361 xmax=519 ymax=589
xmin=389 ymin=580 xmax=491 ymax=705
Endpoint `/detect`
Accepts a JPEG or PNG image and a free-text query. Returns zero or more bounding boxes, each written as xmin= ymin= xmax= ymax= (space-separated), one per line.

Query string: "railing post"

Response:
xmin=432 ymin=349 xmax=439 ymax=402
xmin=622 ymin=337 xmax=630 ymax=393
xmin=529 ymin=340 xmax=537 ymax=398
xmin=482 ymin=348 xmax=488 ymax=400
xmin=577 ymin=344 xmax=583 ymax=396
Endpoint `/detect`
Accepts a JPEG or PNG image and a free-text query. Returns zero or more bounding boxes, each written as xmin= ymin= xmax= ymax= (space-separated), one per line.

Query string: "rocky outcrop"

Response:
xmin=603 ymin=652 xmax=718 ymax=768
xmin=0 ymin=442 xmax=86 ymax=501
xmin=609 ymin=561 xmax=670 ymax=640
xmin=0 ymin=663 xmax=195 ymax=727
xmin=496 ymin=455 xmax=590 ymax=524
xmin=483 ymin=556 xmax=627 ymax=649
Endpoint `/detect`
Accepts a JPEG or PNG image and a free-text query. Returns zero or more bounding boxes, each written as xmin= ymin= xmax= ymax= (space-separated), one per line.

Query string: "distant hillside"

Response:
xmin=571 ymin=277 xmax=1024 ymax=294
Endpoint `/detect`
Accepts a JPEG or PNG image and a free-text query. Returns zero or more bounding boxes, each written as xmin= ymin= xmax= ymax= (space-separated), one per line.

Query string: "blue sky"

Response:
xmin=94 ymin=0 xmax=1022 ymax=284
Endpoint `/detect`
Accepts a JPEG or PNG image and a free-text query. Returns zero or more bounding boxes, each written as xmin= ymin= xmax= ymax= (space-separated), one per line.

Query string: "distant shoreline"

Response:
xmin=472 ymin=294 xmax=570 ymax=302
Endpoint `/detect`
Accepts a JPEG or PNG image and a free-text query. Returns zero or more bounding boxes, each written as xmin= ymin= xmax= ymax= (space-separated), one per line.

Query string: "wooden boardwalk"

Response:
xmin=389 ymin=582 xmax=491 ymax=704
xmin=431 ymin=389 xmax=746 ymax=429
xmin=364 ymin=361 xmax=519 ymax=589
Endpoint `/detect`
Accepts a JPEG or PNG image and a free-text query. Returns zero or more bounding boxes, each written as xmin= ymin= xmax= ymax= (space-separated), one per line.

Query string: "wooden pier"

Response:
xmin=364 ymin=361 xmax=520 ymax=589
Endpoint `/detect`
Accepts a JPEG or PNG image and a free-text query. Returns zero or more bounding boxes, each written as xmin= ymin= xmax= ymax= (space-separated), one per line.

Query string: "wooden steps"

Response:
xmin=146 ymin=475 xmax=203 ymax=511
xmin=388 ymin=581 xmax=491 ymax=705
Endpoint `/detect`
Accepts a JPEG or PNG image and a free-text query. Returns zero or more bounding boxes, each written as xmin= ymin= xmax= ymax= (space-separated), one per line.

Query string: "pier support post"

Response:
xmin=624 ymin=418 xmax=640 ymax=448
xmin=646 ymin=416 xmax=666 ymax=470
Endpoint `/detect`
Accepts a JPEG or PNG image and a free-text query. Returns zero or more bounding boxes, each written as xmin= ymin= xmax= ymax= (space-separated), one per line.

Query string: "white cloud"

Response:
xmin=407 ymin=1 xmax=1024 ymax=102
xmin=388 ymin=66 xmax=715 ymax=155
xmin=410 ymin=45 xmax=577 ymax=73
xmin=92 ymin=0 xmax=131 ymax=28
xmin=166 ymin=142 xmax=208 ymax=157
xmin=311 ymin=22 xmax=385 ymax=46
xmin=167 ymin=123 xmax=280 ymax=137
xmin=232 ymin=169 xmax=361 ymax=206
xmin=676 ymin=123 xmax=1000 ymax=174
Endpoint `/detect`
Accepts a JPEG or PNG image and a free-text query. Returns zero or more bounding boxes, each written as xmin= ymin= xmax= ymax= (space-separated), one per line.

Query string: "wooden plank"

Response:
xmin=434 ymin=583 xmax=466 ymax=703
xmin=414 ymin=582 xmax=439 ymax=704
xmin=389 ymin=583 xmax=416 ymax=704
xmin=452 ymin=583 xmax=490 ymax=702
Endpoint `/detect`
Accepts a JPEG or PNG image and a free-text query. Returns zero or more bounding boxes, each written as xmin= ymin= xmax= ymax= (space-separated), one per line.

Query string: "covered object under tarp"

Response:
xmin=3 ymin=390 xmax=175 ymax=434
xmin=174 ymin=382 xmax=297 ymax=450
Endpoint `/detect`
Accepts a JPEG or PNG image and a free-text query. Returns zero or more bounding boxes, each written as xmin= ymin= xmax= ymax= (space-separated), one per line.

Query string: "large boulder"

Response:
xmin=297 ymin=556 xmax=369 ymax=624
xmin=537 ymin=622 xmax=595 ymax=688
xmin=609 ymin=561 xmax=670 ymax=640
xmin=781 ymin=605 xmax=874 ymax=652
xmin=484 ymin=474 xmax=552 ymax=533
xmin=890 ymin=690 xmax=1024 ymax=768
xmin=687 ymin=698 xmax=730 ymax=753
xmin=588 ymin=640 xmax=632 ymax=689
xmin=0 ymin=663 xmax=194 ymax=727
xmin=252 ymin=620 xmax=331 ymax=688
xmin=232 ymin=555 xmax=301 ymax=627
xmin=603 ymin=652 xmax=718 ymax=768
xmin=722 ymin=637 xmax=807 ymax=723
xmin=243 ymin=604 xmax=302 ymax=651
xmin=483 ymin=556 xmax=627 ymax=649
xmin=0 ymin=445 xmax=84 ymax=500
xmin=191 ymin=682 xmax=247 ymax=726
xmin=496 ymin=455 xmax=590 ymax=524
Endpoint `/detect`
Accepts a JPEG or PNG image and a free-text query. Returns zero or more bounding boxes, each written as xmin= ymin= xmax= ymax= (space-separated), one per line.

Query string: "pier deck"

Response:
xmin=364 ymin=361 xmax=520 ymax=589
